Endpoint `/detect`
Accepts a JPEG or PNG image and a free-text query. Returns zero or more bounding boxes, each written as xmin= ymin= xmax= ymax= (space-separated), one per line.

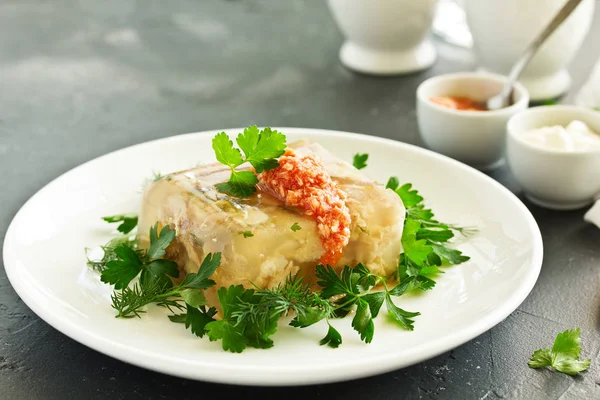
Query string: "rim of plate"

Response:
xmin=3 ymin=127 xmax=544 ymax=386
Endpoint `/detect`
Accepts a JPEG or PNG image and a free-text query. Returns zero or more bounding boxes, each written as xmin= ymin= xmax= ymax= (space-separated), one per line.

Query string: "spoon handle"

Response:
xmin=503 ymin=0 xmax=585 ymax=98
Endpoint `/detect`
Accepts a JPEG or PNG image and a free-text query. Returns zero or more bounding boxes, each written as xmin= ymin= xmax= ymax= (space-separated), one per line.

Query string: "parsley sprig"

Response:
xmin=528 ymin=328 xmax=591 ymax=375
xmin=204 ymin=264 xmax=423 ymax=352
xmin=99 ymin=222 xmax=221 ymax=329
xmin=386 ymin=178 xmax=471 ymax=283
xmin=212 ymin=126 xmax=287 ymax=197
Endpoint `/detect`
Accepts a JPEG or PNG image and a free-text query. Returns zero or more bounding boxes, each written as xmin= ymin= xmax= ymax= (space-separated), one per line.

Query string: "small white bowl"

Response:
xmin=507 ymin=105 xmax=600 ymax=210
xmin=416 ymin=72 xmax=529 ymax=170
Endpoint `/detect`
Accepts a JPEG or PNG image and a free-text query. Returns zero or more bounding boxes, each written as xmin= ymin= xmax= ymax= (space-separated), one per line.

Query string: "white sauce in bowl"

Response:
xmin=520 ymin=120 xmax=600 ymax=151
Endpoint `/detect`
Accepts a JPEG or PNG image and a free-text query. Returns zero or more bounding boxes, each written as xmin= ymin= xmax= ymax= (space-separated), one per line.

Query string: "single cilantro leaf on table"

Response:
xmin=290 ymin=222 xmax=302 ymax=232
xmin=102 ymin=213 xmax=138 ymax=234
xmin=528 ymin=328 xmax=591 ymax=375
xmin=353 ymin=153 xmax=369 ymax=170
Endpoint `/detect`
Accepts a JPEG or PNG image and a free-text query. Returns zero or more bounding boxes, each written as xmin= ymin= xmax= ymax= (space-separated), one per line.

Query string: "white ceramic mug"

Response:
xmin=464 ymin=0 xmax=595 ymax=101
xmin=327 ymin=0 xmax=438 ymax=75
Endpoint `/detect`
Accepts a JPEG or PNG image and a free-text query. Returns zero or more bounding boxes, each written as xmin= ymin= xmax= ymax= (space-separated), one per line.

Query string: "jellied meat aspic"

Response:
xmin=137 ymin=141 xmax=405 ymax=299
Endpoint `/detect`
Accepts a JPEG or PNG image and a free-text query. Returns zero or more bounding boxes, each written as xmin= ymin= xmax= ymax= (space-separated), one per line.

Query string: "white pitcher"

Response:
xmin=327 ymin=0 xmax=438 ymax=75
xmin=464 ymin=0 xmax=595 ymax=101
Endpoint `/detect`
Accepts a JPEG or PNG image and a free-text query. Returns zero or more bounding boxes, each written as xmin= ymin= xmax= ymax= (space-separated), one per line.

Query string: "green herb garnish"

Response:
xmin=102 ymin=213 xmax=138 ymax=234
xmin=528 ymin=328 xmax=591 ymax=375
xmin=212 ymin=126 xmax=286 ymax=198
xmin=353 ymin=153 xmax=368 ymax=170
xmin=91 ymin=131 xmax=473 ymax=353
xmin=386 ymin=178 xmax=471 ymax=284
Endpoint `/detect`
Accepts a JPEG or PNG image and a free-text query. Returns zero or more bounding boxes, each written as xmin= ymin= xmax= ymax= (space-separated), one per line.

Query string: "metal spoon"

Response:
xmin=484 ymin=0 xmax=584 ymax=111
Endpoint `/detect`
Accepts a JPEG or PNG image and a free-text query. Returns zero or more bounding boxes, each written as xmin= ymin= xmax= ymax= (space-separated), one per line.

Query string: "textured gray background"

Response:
xmin=1 ymin=1 xmax=600 ymax=399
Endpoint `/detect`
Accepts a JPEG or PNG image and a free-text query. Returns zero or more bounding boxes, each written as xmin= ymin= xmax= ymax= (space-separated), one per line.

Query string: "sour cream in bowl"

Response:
xmin=507 ymin=105 xmax=600 ymax=210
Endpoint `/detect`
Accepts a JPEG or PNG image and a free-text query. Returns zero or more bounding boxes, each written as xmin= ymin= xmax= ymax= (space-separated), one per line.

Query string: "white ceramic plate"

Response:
xmin=3 ymin=128 xmax=543 ymax=386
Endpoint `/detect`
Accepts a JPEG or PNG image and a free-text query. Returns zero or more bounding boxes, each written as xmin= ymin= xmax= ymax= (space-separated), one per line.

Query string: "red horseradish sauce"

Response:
xmin=257 ymin=149 xmax=351 ymax=266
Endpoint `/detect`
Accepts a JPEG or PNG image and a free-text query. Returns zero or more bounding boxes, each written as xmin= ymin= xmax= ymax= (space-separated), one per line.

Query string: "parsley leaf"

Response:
xmin=386 ymin=293 xmax=420 ymax=330
xmin=141 ymin=258 xmax=180 ymax=290
xmin=290 ymin=222 xmax=302 ymax=232
xmin=216 ymin=170 xmax=258 ymax=197
xmin=402 ymin=219 xmax=432 ymax=266
xmin=388 ymin=177 xmax=472 ymax=291
xmin=212 ymin=132 xmax=244 ymax=168
xmin=206 ymin=319 xmax=247 ymax=353
xmin=528 ymin=328 xmax=591 ymax=375
xmin=184 ymin=305 xmax=217 ymax=338
xmin=352 ymin=299 xmax=374 ymax=343
xmin=431 ymin=244 xmax=469 ymax=265
xmin=205 ymin=285 xmax=252 ymax=353
xmin=320 ymin=323 xmax=343 ymax=348
xmin=147 ymin=223 xmax=176 ymax=260
xmin=362 ymin=292 xmax=385 ymax=318
xmin=352 ymin=153 xmax=369 ymax=170
xmin=180 ymin=289 xmax=207 ymax=308
xmin=385 ymin=176 xmax=399 ymax=191
xmin=238 ymin=231 xmax=254 ymax=238
xmin=212 ymin=127 xmax=286 ymax=198
xmin=181 ymin=252 xmax=220 ymax=289
xmin=168 ymin=313 xmax=187 ymax=323
xmin=237 ymin=126 xmax=287 ymax=173
xmin=102 ymin=213 xmax=138 ymax=234
xmin=101 ymin=245 xmax=144 ymax=290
